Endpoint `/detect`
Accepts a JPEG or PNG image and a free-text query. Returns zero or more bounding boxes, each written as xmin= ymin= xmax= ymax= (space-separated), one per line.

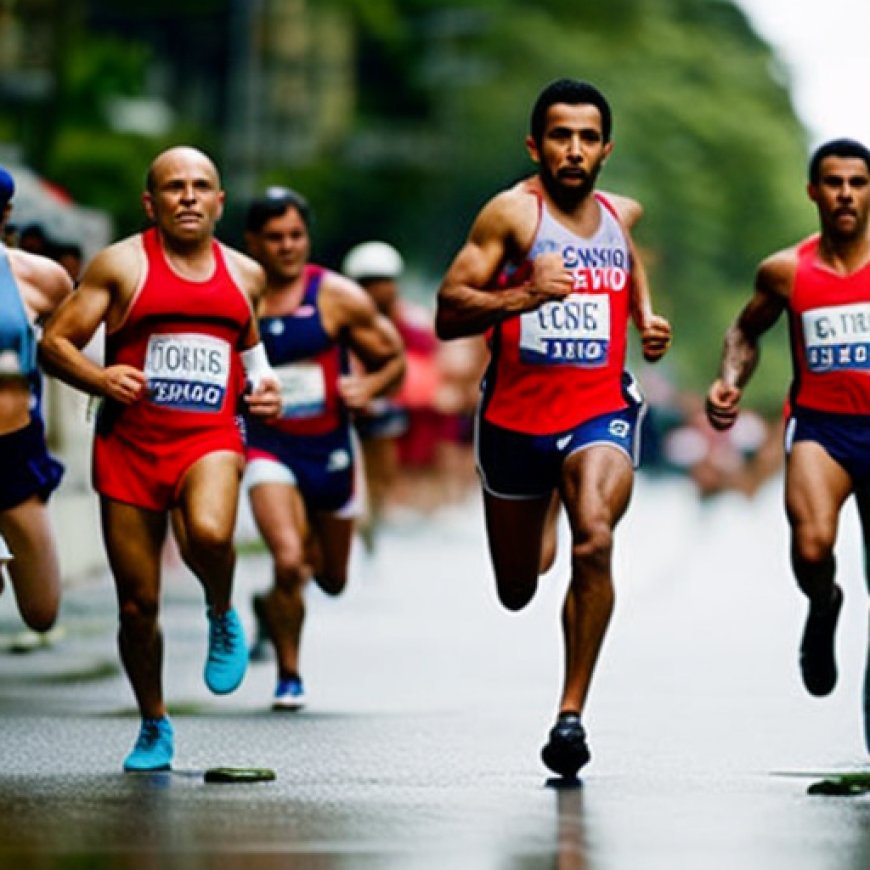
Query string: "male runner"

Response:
xmin=706 ymin=138 xmax=870 ymax=750
xmin=435 ymin=78 xmax=671 ymax=778
xmin=243 ymin=189 xmax=404 ymax=709
xmin=40 ymin=146 xmax=281 ymax=771
xmin=0 ymin=166 xmax=73 ymax=633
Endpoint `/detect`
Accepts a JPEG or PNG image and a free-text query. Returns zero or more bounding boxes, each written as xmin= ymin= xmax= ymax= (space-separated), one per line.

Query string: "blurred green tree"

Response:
xmin=3 ymin=0 xmax=810 ymax=407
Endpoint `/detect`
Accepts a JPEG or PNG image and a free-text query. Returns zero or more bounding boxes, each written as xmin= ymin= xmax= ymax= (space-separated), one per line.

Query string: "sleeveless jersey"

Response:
xmin=101 ymin=227 xmax=251 ymax=442
xmin=482 ymin=190 xmax=632 ymax=434
xmin=247 ymin=264 xmax=349 ymax=438
xmin=0 ymin=245 xmax=43 ymax=415
xmin=788 ymin=235 xmax=870 ymax=414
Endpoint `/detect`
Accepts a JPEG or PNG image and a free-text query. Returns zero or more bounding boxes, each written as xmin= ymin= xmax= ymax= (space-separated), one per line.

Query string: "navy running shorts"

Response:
xmin=0 ymin=417 xmax=64 ymax=511
xmin=786 ymin=407 xmax=870 ymax=482
xmin=245 ymin=422 xmax=357 ymax=513
xmin=476 ymin=389 xmax=646 ymax=499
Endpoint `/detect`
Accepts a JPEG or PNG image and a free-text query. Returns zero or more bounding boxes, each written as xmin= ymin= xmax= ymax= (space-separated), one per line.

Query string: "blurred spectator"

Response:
xmin=341 ymin=242 xmax=444 ymax=534
xmin=51 ymin=241 xmax=83 ymax=283
xmin=17 ymin=223 xmax=48 ymax=256
xmin=661 ymin=391 xmax=783 ymax=497
xmin=341 ymin=244 xmax=500 ymax=532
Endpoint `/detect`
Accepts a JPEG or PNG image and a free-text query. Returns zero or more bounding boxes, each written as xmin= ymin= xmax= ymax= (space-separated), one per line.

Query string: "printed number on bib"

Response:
xmin=277 ymin=362 xmax=327 ymax=419
xmin=145 ymin=333 xmax=231 ymax=413
xmin=520 ymin=293 xmax=610 ymax=366
xmin=803 ymin=303 xmax=870 ymax=372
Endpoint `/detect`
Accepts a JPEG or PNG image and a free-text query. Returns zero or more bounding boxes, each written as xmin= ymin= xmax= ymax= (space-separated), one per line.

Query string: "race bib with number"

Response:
xmin=276 ymin=362 xmax=327 ymax=419
xmin=519 ymin=293 xmax=610 ymax=366
xmin=803 ymin=303 xmax=870 ymax=372
xmin=144 ymin=333 xmax=231 ymax=412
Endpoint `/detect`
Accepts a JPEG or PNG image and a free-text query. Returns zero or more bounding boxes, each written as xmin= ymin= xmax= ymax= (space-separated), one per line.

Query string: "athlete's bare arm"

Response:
xmin=603 ymin=192 xmax=643 ymax=229
xmin=435 ymin=187 xmax=573 ymax=340
xmin=706 ymin=247 xmax=795 ymax=431
xmin=39 ymin=239 xmax=148 ymax=405
xmin=322 ymin=275 xmax=405 ymax=411
xmin=598 ymin=192 xmax=672 ymax=363
xmin=625 ymin=232 xmax=671 ymax=362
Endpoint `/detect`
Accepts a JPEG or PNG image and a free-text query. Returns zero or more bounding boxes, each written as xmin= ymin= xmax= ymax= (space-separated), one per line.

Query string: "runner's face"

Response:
xmin=247 ymin=207 xmax=311 ymax=284
xmin=527 ymin=103 xmax=612 ymax=199
xmin=808 ymin=156 xmax=870 ymax=240
xmin=144 ymin=152 xmax=224 ymax=244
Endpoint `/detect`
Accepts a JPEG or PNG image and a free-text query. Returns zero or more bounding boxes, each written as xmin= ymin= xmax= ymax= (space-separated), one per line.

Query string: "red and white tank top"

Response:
xmin=789 ymin=234 xmax=870 ymax=414
xmin=482 ymin=191 xmax=632 ymax=434
xmin=103 ymin=227 xmax=251 ymax=440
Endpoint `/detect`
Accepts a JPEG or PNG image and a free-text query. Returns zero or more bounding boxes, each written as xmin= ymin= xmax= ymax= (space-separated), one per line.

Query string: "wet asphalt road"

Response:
xmin=1 ymin=477 xmax=870 ymax=869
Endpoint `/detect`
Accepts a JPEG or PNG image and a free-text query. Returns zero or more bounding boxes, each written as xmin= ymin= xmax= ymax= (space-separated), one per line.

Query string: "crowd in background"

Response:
xmin=3 ymin=220 xmax=83 ymax=283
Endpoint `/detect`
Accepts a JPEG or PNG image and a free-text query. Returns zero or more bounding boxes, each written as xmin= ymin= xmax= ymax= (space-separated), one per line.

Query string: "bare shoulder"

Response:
xmin=221 ymin=244 xmax=266 ymax=298
xmin=470 ymin=180 xmax=539 ymax=252
xmin=86 ymin=235 xmax=142 ymax=275
xmin=756 ymin=244 xmax=799 ymax=298
xmin=319 ymin=269 xmax=376 ymax=324
xmin=598 ymin=191 xmax=643 ymax=228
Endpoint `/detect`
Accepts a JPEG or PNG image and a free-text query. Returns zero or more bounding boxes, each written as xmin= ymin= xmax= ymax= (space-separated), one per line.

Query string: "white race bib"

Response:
xmin=276 ymin=362 xmax=327 ymax=419
xmin=144 ymin=333 xmax=231 ymax=412
xmin=519 ymin=293 xmax=610 ymax=366
xmin=802 ymin=303 xmax=870 ymax=372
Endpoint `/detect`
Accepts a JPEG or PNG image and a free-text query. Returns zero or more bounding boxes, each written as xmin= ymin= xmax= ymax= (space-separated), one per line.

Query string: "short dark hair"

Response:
xmin=808 ymin=138 xmax=870 ymax=184
xmin=245 ymin=187 xmax=311 ymax=233
xmin=530 ymin=78 xmax=612 ymax=146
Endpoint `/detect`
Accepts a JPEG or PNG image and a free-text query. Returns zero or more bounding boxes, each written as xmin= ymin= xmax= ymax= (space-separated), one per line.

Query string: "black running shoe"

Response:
xmin=541 ymin=712 xmax=591 ymax=778
xmin=800 ymin=584 xmax=843 ymax=697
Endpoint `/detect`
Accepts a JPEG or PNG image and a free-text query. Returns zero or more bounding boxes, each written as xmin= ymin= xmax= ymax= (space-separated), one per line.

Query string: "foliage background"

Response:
xmin=1 ymin=0 xmax=815 ymax=410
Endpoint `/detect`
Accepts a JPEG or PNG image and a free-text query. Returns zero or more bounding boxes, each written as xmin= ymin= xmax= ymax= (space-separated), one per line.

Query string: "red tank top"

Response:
xmin=482 ymin=190 xmax=632 ymax=434
xmin=104 ymin=227 xmax=251 ymax=441
xmin=789 ymin=235 xmax=870 ymax=414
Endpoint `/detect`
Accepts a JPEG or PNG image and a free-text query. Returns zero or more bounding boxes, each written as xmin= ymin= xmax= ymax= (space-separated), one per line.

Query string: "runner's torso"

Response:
xmin=102 ymin=227 xmax=251 ymax=441
xmin=0 ymin=245 xmax=43 ymax=421
xmin=251 ymin=264 xmax=349 ymax=437
xmin=789 ymin=235 xmax=870 ymax=414
xmin=482 ymin=188 xmax=632 ymax=434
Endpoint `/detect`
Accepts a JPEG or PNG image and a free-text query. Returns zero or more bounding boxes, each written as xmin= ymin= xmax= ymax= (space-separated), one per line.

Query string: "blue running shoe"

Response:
xmin=123 ymin=716 xmax=174 ymax=772
xmin=205 ymin=606 xmax=248 ymax=694
xmin=272 ymin=674 xmax=306 ymax=711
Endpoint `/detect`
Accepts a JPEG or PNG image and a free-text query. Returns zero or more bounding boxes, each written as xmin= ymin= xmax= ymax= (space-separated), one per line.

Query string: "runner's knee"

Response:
xmin=185 ymin=517 xmax=233 ymax=561
xmin=19 ymin=599 xmax=58 ymax=633
xmin=792 ymin=525 xmax=836 ymax=568
xmin=314 ymin=571 xmax=347 ymax=596
xmin=496 ymin=578 xmax=537 ymax=611
xmin=570 ymin=521 xmax=613 ymax=572
xmin=272 ymin=539 xmax=306 ymax=578
xmin=118 ymin=595 xmax=159 ymax=631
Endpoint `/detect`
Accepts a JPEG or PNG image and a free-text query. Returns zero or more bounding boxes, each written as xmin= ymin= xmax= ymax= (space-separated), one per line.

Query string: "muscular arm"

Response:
xmin=600 ymin=193 xmax=672 ymax=362
xmin=326 ymin=276 xmax=406 ymax=410
xmin=705 ymin=249 xmax=793 ymax=430
xmin=39 ymin=241 xmax=148 ymax=404
xmin=435 ymin=189 xmax=572 ymax=340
